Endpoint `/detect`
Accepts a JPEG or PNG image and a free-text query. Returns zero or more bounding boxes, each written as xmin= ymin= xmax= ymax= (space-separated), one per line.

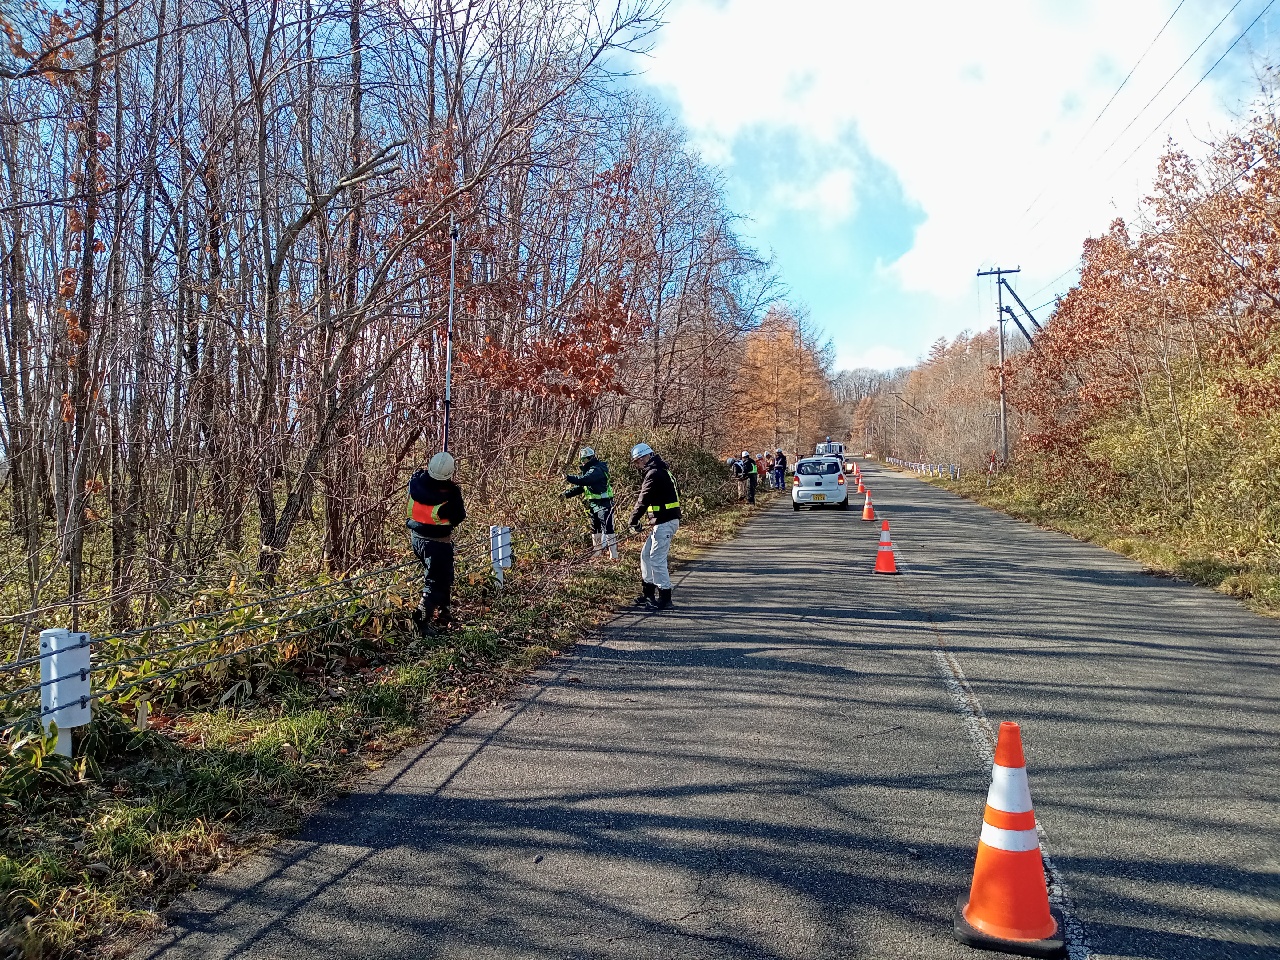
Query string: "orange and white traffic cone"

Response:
xmin=857 ymin=481 xmax=866 ymax=494
xmin=954 ymin=722 xmax=1065 ymax=958
xmin=872 ymin=520 xmax=898 ymax=574
xmin=861 ymin=491 xmax=875 ymax=521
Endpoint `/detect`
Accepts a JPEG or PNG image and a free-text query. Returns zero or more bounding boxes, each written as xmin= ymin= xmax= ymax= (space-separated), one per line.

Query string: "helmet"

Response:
xmin=630 ymin=442 xmax=654 ymax=460
xmin=427 ymin=451 xmax=455 ymax=480
xmin=578 ymin=446 xmax=596 ymax=463
xmin=741 ymin=450 xmax=750 ymax=458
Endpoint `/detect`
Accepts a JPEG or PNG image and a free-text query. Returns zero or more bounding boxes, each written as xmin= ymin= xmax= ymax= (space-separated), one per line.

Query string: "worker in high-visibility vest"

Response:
xmin=564 ymin=446 xmax=618 ymax=560
xmin=628 ymin=442 xmax=682 ymax=610
xmin=406 ymin=451 xmax=467 ymax=636
xmin=741 ymin=450 xmax=759 ymax=504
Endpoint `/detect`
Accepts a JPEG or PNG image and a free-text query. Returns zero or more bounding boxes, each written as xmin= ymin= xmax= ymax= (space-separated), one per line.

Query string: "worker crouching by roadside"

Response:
xmin=407 ymin=451 xmax=467 ymax=637
xmin=628 ymin=442 xmax=682 ymax=610
xmin=564 ymin=446 xmax=618 ymax=560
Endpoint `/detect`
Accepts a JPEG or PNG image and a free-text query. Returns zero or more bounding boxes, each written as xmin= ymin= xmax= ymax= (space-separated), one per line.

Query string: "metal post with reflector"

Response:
xmin=39 ymin=628 xmax=92 ymax=757
xmin=490 ymin=525 xmax=512 ymax=586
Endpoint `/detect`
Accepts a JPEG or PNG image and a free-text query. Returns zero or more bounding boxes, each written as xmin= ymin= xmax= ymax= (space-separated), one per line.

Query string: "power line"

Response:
xmin=1082 ymin=0 xmax=1189 ymax=141
xmin=1018 ymin=148 xmax=1270 ymax=329
xmin=1113 ymin=0 xmax=1279 ymax=173
xmin=1021 ymin=0 xmax=1250 ymax=240
xmin=1022 ymin=0 xmax=1189 ymax=217
xmin=1093 ymin=0 xmax=1248 ymax=166
xmin=1026 ymin=265 xmax=1081 ymax=302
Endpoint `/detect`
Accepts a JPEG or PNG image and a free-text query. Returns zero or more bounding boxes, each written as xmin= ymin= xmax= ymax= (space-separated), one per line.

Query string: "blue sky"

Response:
xmin=634 ymin=0 xmax=1280 ymax=370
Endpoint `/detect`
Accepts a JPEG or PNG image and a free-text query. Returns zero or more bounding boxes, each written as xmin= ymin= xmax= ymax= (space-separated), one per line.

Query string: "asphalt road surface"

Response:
xmin=138 ymin=463 xmax=1280 ymax=960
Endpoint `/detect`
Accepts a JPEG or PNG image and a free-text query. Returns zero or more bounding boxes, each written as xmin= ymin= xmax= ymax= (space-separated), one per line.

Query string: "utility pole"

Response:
xmin=976 ymin=266 xmax=1020 ymax=463
xmin=442 ymin=215 xmax=459 ymax=452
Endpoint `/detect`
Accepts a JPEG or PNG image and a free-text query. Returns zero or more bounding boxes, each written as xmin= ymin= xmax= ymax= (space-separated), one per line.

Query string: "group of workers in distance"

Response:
xmin=404 ymin=441 xmax=684 ymax=638
xmin=730 ymin=449 xmax=787 ymax=504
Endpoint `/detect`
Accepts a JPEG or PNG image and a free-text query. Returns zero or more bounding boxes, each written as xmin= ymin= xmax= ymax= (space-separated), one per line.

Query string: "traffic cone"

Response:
xmin=861 ymin=491 xmax=875 ymax=521
xmin=872 ymin=520 xmax=898 ymax=574
xmin=954 ymin=722 xmax=1065 ymax=959
xmin=857 ymin=481 xmax=866 ymax=494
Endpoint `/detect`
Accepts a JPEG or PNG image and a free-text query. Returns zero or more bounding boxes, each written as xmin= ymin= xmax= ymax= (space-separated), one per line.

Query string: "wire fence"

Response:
xmin=0 ymin=514 xmax=626 ymax=742
xmin=3 ymin=472 xmax=755 ymax=746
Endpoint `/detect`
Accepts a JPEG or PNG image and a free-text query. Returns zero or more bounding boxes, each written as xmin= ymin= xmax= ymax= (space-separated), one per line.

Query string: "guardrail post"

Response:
xmin=490 ymin=525 xmax=512 ymax=587
xmin=39 ymin=628 xmax=91 ymax=757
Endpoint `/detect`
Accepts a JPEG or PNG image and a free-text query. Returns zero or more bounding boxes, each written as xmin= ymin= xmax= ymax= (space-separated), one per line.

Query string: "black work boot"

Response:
xmin=434 ymin=607 xmax=454 ymax=631
xmin=654 ymin=588 xmax=673 ymax=610
xmin=412 ymin=605 xmax=437 ymax=639
xmin=633 ymin=582 xmax=656 ymax=607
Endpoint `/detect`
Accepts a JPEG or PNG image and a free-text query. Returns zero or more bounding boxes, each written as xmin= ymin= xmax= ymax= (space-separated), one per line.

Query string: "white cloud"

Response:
xmin=643 ymin=0 xmax=1265 ymax=304
xmin=765 ymin=166 xmax=857 ymax=225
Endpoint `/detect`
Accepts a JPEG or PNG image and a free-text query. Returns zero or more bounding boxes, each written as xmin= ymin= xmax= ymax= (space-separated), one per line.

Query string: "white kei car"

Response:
xmin=791 ymin=457 xmax=849 ymax=511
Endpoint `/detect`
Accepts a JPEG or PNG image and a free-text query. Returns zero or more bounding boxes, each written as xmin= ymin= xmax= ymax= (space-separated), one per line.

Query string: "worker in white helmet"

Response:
xmin=563 ymin=446 xmax=618 ymax=560
xmin=406 ymin=451 xmax=467 ymax=636
xmin=627 ymin=442 xmax=682 ymax=610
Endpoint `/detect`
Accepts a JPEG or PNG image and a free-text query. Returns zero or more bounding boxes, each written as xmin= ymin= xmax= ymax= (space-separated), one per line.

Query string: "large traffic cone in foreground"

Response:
xmin=954 ymin=722 xmax=1065 ymax=958
xmin=872 ymin=520 xmax=899 ymax=574
xmin=861 ymin=491 xmax=875 ymax=521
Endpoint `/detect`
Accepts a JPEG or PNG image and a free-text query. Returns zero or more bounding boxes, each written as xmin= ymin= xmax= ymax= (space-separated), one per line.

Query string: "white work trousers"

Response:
xmin=639 ymin=519 xmax=680 ymax=590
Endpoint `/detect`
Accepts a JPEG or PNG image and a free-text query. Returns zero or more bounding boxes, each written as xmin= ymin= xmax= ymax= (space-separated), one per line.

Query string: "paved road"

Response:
xmin=139 ymin=463 xmax=1280 ymax=960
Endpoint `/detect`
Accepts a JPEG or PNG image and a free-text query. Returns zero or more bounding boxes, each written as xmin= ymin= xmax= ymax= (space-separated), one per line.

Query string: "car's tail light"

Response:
xmin=792 ymin=475 xmax=800 ymax=486
xmin=837 ymin=475 xmax=846 ymax=485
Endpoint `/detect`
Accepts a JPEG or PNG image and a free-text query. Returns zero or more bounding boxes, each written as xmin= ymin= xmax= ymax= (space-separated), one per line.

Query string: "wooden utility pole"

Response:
xmin=976 ymin=267 xmax=1020 ymax=463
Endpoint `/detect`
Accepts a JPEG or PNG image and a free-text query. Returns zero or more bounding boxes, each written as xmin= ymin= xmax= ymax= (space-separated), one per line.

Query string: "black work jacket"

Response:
xmin=406 ymin=471 xmax=467 ymax=539
xmin=564 ymin=459 xmax=612 ymax=500
xmin=630 ymin=455 xmax=681 ymax=527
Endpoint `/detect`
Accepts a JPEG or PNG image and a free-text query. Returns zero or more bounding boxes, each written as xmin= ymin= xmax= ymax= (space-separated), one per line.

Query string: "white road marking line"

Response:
xmin=931 ymin=646 xmax=1093 ymax=960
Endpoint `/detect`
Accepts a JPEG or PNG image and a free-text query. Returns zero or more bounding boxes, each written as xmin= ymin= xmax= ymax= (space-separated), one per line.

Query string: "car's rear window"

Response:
xmin=797 ymin=461 xmax=839 ymax=476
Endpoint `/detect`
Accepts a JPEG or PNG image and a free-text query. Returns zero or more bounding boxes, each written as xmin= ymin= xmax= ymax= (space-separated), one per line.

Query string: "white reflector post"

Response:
xmin=500 ymin=527 xmax=512 ymax=569
xmin=39 ymin=628 xmax=91 ymax=756
xmin=490 ymin=525 xmax=504 ymax=587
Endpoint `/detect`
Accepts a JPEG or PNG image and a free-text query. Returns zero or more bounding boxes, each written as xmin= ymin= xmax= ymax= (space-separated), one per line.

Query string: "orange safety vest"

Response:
xmin=408 ymin=498 xmax=450 ymax=526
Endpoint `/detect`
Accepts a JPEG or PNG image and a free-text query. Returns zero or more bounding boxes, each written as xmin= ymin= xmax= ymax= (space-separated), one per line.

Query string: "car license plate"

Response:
xmin=812 ymin=494 xmax=826 ymax=501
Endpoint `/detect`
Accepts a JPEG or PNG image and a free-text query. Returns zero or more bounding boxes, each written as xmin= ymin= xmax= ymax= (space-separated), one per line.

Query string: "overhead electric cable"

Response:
xmin=1022 ymin=0 xmax=1189 ymax=217
xmin=1027 ymin=265 xmax=1081 ymax=302
xmin=1081 ymin=0 xmax=1188 ymax=140
xmin=1092 ymin=0 xmax=1247 ymax=164
xmin=1019 ymin=148 xmax=1268 ymax=322
xmin=1114 ymin=0 xmax=1279 ymax=172
xmin=1019 ymin=0 xmax=1250 ymax=241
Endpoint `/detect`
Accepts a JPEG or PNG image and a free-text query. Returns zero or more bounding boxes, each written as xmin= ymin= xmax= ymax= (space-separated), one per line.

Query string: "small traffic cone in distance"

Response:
xmin=954 ymin=722 xmax=1065 ymax=959
xmin=873 ymin=520 xmax=899 ymax=574
xmin=857 ymin=481 xmax=866 ymax=494
xmin=861 ymin=491 xmax=875 ymax=521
